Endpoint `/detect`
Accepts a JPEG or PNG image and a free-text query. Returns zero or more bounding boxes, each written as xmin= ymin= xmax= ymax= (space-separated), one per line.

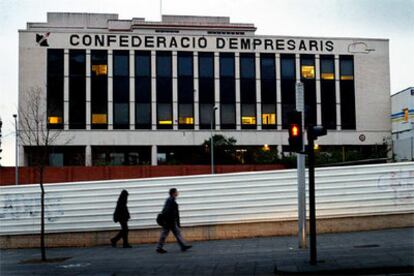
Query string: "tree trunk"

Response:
xmin=39 ymin=165 xmax=46 ymax=261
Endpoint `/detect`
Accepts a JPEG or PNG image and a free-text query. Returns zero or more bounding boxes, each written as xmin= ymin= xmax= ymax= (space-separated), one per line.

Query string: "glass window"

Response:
xmin=178 ymin=104 xmax=194 ymax=127
xmin=220 ymin=78 xmax=235 ymax=104
xmin=262 ymin=104 xmax=276 ymax=126
xmin=135 ymin=78 xmax=151 ymax=103
xmin=241 ymin=104 xmax=256 ymax=127
xmin=114 ymin=103 xmax=129 ymax=126
xmin=260 ymin=54 xmax=275 ymax=80
xmin=301 ymin=55 xmax=315 ymax=79
xmin=156 ymin=52 xmax=172 ymax=77
xmin=220 ymin=53 xmax=235 ymax=77
xmin=321 ymin=81 xmax=336 ymax=129
xmin=320 ymin=55 xmax=335 ymax=80
xmin=136 ymin=103 xmax=151 ymax=128
xmin=178 ymin=52 xmax=193 ymax=77
xmin=240 ymin=53 xmax=255 ymax=79
xmin=340 ymin=56 xmax=354 ymax=80
xmin=221 ymin=104 xmax=236 ymax=128
xmin=199 ymin=52 xmax=214 ymax=78
xmin=69 ymin=50 xmax=86 ymax=76
xmin=69 ymin=50 xmax=86 ymax=129
xmin=47 ymin=49 xmax=64 ymax=129
xmin=200 ymin=103 xmax=214 ymax=128
xmin=281 ymin=55 xmax=295 ymax=79
xmin=91 ymin=50 xmax=108 ymax=128
xmin=157 ymin=103 xmax=173 ymax=127
xmin=91 ymin=50 xmax=108 ymax=77
xmin=113 ymin=78 xmax=129 ymax=103
xmin=199 ymin=78 xmax=215 ymax=103
xmin=135 ymin=51 xmax=151 ymax=77
xmin=113 ymin=51 xmax=129 ymax=77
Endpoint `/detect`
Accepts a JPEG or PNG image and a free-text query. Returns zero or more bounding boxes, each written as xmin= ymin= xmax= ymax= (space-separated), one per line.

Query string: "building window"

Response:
xmin=69 ymin=50 xmax=86 ymax=129
xmin=178 ymin=52 xmax=194 ymax=129
xmin=280 ymin=54 xmax=296 ymax=129
xmin=340 ymin=58 xmax=354 ymax=80
xmin=198 ymin=52 xmax=215 ymax=129
xmin=260 ymin=53 xmax=277 ymax=129
xmin=135 ymin=51 xmax=151 ymax=129
xmin=113 ymin=50 xmax=130 ymax=129
xmin=320 ymin=55 xmax=336 ymax=129
xmin=301 ymin=54 xmax=316 ymax=126
xmin=91 ymin=50 xmax=108 ymax=129
xmin=156 ymin=51 xmax=173 ymax=129
xmin=92 ymin=146 xmax=151 ymax=166
xmin=47 ymin=49 xmax=64 ymax=129
xmin=340 ymin=55 xmax=356 ymax=129
xmin=240 ymin=53 xmax=256 ymax=129
xmin=220 ymin=53 xmax=236 ymax=129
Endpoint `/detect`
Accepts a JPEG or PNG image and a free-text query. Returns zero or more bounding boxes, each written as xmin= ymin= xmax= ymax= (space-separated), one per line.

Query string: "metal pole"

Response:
xmin=13 ymin=114 xmax=19 ymax=186
xmin=296 ymin=81 xmax=306 ymax=248
xmin=210 ymin=106 xmax=217 ymax=174
xmin=307 ymin=126 xmax=317 ymax=265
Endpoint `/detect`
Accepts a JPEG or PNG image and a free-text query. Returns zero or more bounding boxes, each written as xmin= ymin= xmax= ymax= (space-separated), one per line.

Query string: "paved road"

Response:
xmin=1 ymin=228 xmax=413 ymax=275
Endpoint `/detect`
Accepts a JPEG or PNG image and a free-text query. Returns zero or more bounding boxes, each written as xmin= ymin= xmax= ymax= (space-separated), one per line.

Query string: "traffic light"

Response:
xmin=288 ymin=111 xmax=303 ymax=153
xmin=308 ymin=126 xmax=327 ymax=140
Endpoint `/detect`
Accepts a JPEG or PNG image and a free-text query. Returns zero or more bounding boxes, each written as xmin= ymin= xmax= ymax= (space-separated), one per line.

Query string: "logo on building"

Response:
xmin=36 ymin=32 xmax=50 ymax=47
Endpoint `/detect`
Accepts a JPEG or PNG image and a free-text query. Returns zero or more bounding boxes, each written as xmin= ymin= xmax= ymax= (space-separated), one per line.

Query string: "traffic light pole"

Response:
xmin=307 ymin=127 xmax=317 ymax=265
xmin=295 ymin=82 xmax=307 ymax=249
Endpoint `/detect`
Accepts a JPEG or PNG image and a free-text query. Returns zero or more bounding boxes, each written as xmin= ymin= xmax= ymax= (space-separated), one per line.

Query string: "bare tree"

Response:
xmin=18 ymin=87 xmax=71 ymax=261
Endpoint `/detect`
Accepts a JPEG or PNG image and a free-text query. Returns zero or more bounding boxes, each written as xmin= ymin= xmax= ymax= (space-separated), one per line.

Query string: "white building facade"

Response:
xmin=392 ymin=87 xmax=414 ymax=161
xmin=18 ymin=13 xmax=391 ymax=166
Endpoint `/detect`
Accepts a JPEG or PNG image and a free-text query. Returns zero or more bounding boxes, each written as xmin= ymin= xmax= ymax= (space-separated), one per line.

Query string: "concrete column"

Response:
xmin=129 ymin=50 xmax=135 ymax=130
xmin=63 ymin=49 xmax=69 ymax=130
xmin=86 ymin=50 xmax=91 ymax=130
xmin=151 ymin=145 xmax=158 ymax=166
xmin=235 ymin=53 xmax=241 ymax=130
xmin=276 ymin=54 xmax=282 ymax=130
xmin=151 ymin=51 xmax=157 ymax=130
xmin=108 ymin=50 xmax=113 ymax=130
xmin=85 ymin=145 xmax=92 ymax=166
xmin=335 ymin=55 xmax=341 ymax=130
xmin=315 ymin=55 xmax=322 ymax=126
xmin=255 ymin=53 xmax=262 ymax=130
xmin=172 ymin=51 xmax=178 ymax=130
xmin=193 ymin=52 xmax=199 ymax=130
xmin=214 ymin=52 xmax=220 ymax=130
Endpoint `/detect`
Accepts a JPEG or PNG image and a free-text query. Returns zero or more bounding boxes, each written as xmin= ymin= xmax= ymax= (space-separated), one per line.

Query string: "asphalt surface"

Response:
xmin=1 ymin=227 xmax=413 ymax=275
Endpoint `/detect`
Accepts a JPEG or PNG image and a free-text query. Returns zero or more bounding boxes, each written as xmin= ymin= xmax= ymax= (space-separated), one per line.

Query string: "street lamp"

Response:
xmin=13 ymin=114 xmax=18 ymax=186
xmin=210 ymin=106 xmax=218 ymax=174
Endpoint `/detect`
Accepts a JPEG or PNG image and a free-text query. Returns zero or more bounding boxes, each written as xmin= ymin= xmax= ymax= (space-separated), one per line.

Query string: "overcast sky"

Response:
xmin=0 ymin=0 xmax=413 ymax=166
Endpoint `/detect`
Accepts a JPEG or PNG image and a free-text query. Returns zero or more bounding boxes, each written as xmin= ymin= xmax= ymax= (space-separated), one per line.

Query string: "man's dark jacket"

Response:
xmin=161 ymin=196 xmax=180 ymax=229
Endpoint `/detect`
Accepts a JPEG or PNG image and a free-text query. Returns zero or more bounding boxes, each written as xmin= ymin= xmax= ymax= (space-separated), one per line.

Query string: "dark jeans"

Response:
xmin=157 ymin=223 xmax=186 ymax=249
xmin=112 ymin=221 xmax=129 ymax=246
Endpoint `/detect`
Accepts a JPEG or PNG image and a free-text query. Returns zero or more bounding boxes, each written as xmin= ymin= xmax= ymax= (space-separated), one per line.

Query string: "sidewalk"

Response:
xmin=1 ymin=227 xmax=413 ymax=275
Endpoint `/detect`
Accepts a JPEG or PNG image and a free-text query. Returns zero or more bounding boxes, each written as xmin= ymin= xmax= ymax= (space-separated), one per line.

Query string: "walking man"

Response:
xmin=156 ymin=188 xmax=192 ymax=253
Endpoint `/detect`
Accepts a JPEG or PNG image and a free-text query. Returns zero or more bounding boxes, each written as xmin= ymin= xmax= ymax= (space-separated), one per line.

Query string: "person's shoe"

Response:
xmin=110 ymin=238 xmax=116 ymax=248
xmin=156 ymin=248 xmax=167 ymax=254
xmin=123 ymin=244 xmax=132 ymax=248
xmin=181 ymin=245 xmax=192 ymax=252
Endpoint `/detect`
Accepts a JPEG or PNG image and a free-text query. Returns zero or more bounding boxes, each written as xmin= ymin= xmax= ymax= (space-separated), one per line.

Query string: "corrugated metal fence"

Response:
xmin=1 ymin=162 xmax=413 ymax=236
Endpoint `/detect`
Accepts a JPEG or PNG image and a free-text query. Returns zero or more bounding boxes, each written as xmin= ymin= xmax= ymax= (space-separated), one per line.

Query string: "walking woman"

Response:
xmin=111 ymin=190 xmax=132 ymax=248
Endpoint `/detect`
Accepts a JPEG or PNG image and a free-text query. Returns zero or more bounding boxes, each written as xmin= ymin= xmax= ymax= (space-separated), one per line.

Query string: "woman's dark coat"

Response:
xmin=113 ymin=190 xmax=130 ymax=223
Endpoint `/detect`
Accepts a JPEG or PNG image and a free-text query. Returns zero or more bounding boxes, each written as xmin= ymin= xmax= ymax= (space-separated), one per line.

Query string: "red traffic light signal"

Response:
xmin=288 ymin=111 xmax=303 ymax=153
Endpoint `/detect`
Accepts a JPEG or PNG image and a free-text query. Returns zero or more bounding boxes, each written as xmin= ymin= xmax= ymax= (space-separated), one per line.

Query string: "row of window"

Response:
xmin=46 ymin=50 xmax=355 ymax=130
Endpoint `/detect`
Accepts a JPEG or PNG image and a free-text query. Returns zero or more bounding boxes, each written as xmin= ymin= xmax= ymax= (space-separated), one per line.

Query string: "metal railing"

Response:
xmin=1 ymin=162 xmax=413 ymax=235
